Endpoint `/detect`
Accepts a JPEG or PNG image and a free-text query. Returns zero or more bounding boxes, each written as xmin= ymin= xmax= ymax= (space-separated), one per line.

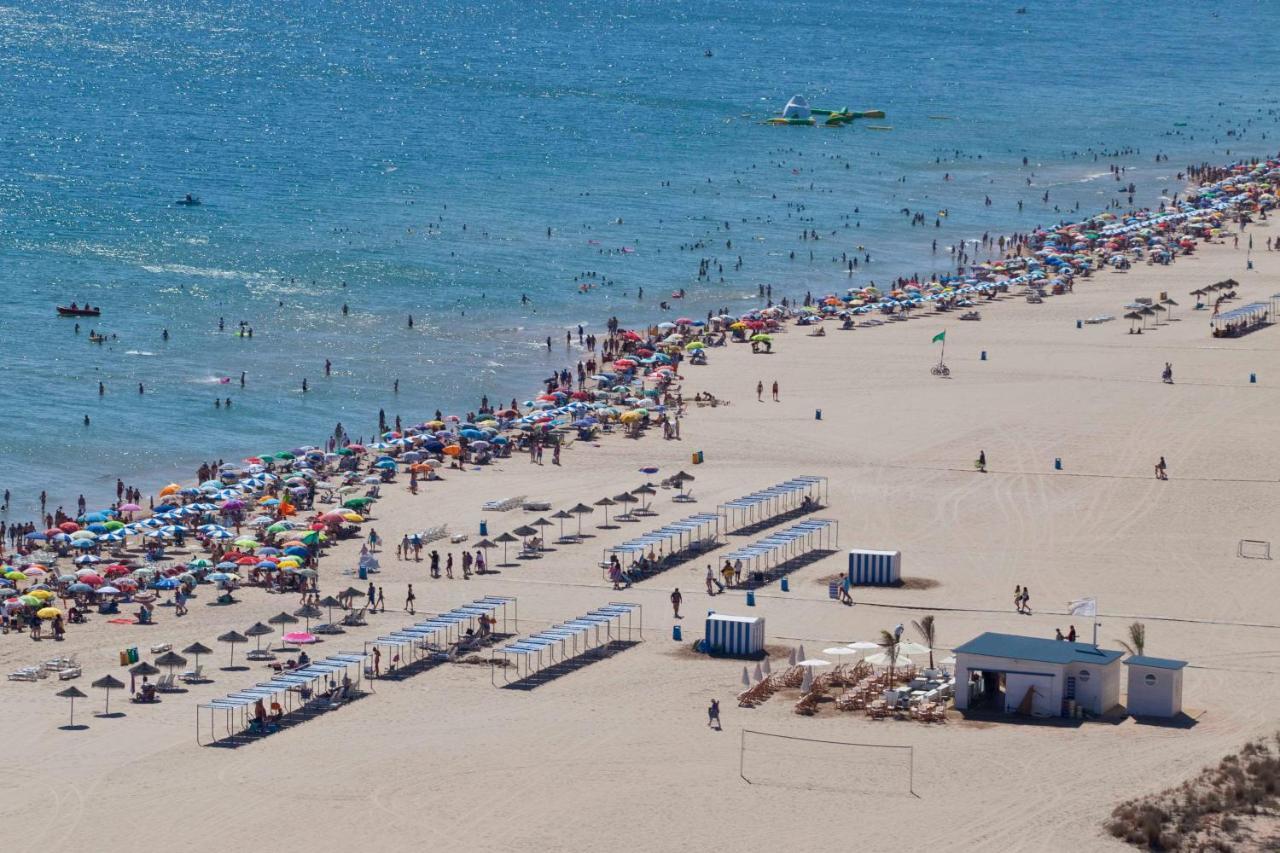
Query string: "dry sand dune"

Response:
xmin=3 ymin=232 xmax=1280 ymax=852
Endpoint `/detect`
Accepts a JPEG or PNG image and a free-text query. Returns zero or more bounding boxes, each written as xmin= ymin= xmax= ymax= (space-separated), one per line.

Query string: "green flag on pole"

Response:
xmin=932 ymin=331 xmax=946 ymax=343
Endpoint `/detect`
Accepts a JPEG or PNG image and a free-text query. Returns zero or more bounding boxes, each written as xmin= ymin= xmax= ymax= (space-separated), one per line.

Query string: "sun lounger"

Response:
xmin=156 ymin=673 xmax=182 ymax=692
xmin=8 ymin=666 xmax=41 ymax=681
xmin=341 ymin=606 xmax=368 ymax=627
xmin=181 ymin=664 xmax=205 ymax=683
xmin=482 ymin=495 xmax=525 ymax=512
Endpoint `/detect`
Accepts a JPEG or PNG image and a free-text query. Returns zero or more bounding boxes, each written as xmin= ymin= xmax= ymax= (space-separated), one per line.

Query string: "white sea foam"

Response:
xmin=140 ymin=263 xmax=263 ymax=281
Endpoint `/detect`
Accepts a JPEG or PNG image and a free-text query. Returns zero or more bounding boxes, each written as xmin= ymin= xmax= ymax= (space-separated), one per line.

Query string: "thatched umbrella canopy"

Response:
xmin=594 ymin=496 xmax=618 ymax=528
xmin=570 ymin=503 xmax=594 ymax=537
xmin=182 ymin=642 xmax=212 ymax=672
xmin=154 ymin=650 xmax=187 ymax=677
xmin=217 ymin=630 xmax=248 ymax=667
xmin=57 ymin=685 xmax=88 ymax=728
xmin=494 ymin=531 xmax=519 ymax=565
xmin=91 ymin=674 xmax=125 ymax=716
xmin=293 ymin=604 xmax=322 ymax=632
xmin=317 ymin=595 xmax=344 ymax=624
xmin=245 ymin=621 xmax=275 ymax=652
xmin=550 ymin=509 xmax=574 ymax=541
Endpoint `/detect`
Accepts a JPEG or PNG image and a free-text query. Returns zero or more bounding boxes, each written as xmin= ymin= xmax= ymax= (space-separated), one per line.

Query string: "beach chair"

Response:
xmin=7 ymin=666 xmax=41 ymax=682
xmin=156 ymin=673 xmax=180 ymax=692
xmin=180 ymin=664 xmax=204 ymax=683
xmin=341 ymin=605 xmax=368 ymax=627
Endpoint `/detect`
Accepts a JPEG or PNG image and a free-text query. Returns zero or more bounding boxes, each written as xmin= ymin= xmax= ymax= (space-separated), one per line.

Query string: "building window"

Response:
xmin=1144 ymin=673 xmax=1157 ymax=686
xmin=1077 ymin=669 xmax=1091 ymax=683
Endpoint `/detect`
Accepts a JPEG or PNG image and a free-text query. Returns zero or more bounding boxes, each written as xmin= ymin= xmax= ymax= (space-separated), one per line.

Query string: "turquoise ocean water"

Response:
xmin=2 ymin=0 xmax=1279 ymax=517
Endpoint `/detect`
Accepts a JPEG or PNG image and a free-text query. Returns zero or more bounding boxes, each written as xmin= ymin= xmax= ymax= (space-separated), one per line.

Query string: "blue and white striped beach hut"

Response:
xmin=704 ymin=612 xmax=765 ymax=657
xmin=848 ymin=549 xmax=901 ymax=586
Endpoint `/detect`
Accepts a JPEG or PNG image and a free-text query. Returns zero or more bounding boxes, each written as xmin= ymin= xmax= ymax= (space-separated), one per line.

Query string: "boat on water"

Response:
xmin=175 ymin=194 xmax=202 ymax=206
xmin=56 ymin=305 xmax=101 ymax=317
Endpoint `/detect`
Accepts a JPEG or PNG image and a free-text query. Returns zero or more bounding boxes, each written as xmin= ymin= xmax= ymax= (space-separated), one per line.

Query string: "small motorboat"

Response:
xmin=175 ymin=194 xmax=202 ymax=206
xmin=57 ymin=305 xmax=101 ymax=317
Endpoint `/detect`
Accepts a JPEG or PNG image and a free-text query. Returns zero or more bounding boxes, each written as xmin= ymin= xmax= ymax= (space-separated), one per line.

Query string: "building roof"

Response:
xmin=953 ymin=632 xmax=1124 ymax=666
xmin=705 ymin=612 xmax=760 ymax=624
xmin=1123 ymin=655 xmax=1187 ymax=670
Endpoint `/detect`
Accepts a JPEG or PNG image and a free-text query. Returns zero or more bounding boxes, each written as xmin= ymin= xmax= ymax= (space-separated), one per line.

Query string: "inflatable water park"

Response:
xmin=765 ymin=95 xmax=885 ymax=127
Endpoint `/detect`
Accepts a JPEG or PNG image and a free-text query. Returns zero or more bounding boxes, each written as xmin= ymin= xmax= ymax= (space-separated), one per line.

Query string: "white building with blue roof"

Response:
xmin=953 ymin=632 xmax=1124 ymax=718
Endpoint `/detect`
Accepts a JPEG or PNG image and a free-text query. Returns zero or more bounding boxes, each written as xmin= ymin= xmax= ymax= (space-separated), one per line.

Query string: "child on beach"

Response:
xmin=708 ymin=699 xmax=721 ymax=730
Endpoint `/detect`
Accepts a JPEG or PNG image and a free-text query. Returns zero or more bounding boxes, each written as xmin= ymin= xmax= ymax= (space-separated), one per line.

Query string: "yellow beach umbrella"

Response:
xmin=29 ymin=589 xmax=55 ymax=600
xmin=37 ymin=607 xmax=62 ymax=619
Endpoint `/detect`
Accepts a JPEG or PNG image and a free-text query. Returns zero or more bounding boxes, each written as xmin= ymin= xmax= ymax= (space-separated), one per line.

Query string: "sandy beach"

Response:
xmin=3 ymin=202 xmax=1279 ymax=851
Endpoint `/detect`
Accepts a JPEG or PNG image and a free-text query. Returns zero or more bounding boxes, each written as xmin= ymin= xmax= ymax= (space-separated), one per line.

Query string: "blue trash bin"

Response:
xmin=672 ymin=625 xmax=682 ymax=642
xmin=780 ymin=578 xmax=790 ymax=592
xmin=358 ymin=566 xmax=367 ymax=580
xmin=746 ymin=590 xmax=756 ymax=607
xmin=479 ymin=520 xmax=488 ymax=536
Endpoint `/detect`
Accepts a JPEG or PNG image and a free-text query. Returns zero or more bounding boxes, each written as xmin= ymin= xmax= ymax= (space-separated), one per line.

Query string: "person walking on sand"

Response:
xmin=705 ymin=565 xmax=716 ymax=596
xmin=756 ymin=380 xmax=763 ymax=402
xmin=1019 ymin=586 xmax=1031 ymax=615
xmin=1155 ymin=456 xmax=1168 ymax=480
xmin=1067 ymin=624 xmax=1077 ymax=643
xmin=403 ymin=583 xmax=415 ymax=615
xmin=1014 ymin=584 xmax=1023 ymax=614
xmin=367 ymin=582 xmax=376 ymax=609
xmin=840 ymin=575 xmax=854 ymax=606
xmin=977 ymin=450 xmax=986 ymax=473
xmin=671 ymin=588 xmax=683 ymax=618
xmin=375 ymin=586 xmax=385 ymax=613
xmin=708 ymin=698 xmax=721 ymax=730
xmin=772 ymin=380 xmax=779 ymax=402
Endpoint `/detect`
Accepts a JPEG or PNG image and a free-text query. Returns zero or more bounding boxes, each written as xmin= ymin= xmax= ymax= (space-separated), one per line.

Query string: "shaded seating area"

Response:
xmin=718 ymin=476 xmax=828 ymax=536
xmin=492 ymin=602 xmax=642 ymax=689
xmin=363 ymin=595 xmax=517 ymax=680
xmin=723 ymin=518 xmax=839 ymax=589
xmin=1210 ymin=301 xmax=1272 ymax=337
xmin=197 ymin=652 xmax=369 ymax=746
xmin=602 ymin=514 xmax=721 ymax=581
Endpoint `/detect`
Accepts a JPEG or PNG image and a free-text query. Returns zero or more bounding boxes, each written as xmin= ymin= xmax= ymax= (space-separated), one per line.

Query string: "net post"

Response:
xmin=739 ymin=728 xmax=749 ymax=784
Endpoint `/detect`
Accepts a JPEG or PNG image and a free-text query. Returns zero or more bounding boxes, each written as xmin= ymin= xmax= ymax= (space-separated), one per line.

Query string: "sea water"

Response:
xmin=2 ymin=0 xmax=1279 ymax=517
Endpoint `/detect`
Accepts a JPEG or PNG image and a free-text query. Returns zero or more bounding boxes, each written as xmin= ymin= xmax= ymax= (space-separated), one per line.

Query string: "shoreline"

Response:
xmin=7 ymin=153 xmax=1275 ymax=529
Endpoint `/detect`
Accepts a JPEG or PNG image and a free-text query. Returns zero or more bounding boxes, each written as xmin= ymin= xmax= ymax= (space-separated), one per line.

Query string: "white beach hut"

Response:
xmin=704 ymin=612 xmax=765 ymax=658
xmin=1123 ymin=656 xmax=1186 ymax=718
xmin=848 ymin=548 xmax=901 ymax=585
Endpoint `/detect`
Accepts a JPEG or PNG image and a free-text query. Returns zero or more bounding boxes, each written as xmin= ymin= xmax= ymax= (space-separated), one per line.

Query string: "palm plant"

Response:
xmin=912 ymin=615 xmax=936 ymax=669
xmin=878 ymin=629 xmax=901 ymax=685
xmin=1117 ymin=622 xmax=1146 ymax=657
